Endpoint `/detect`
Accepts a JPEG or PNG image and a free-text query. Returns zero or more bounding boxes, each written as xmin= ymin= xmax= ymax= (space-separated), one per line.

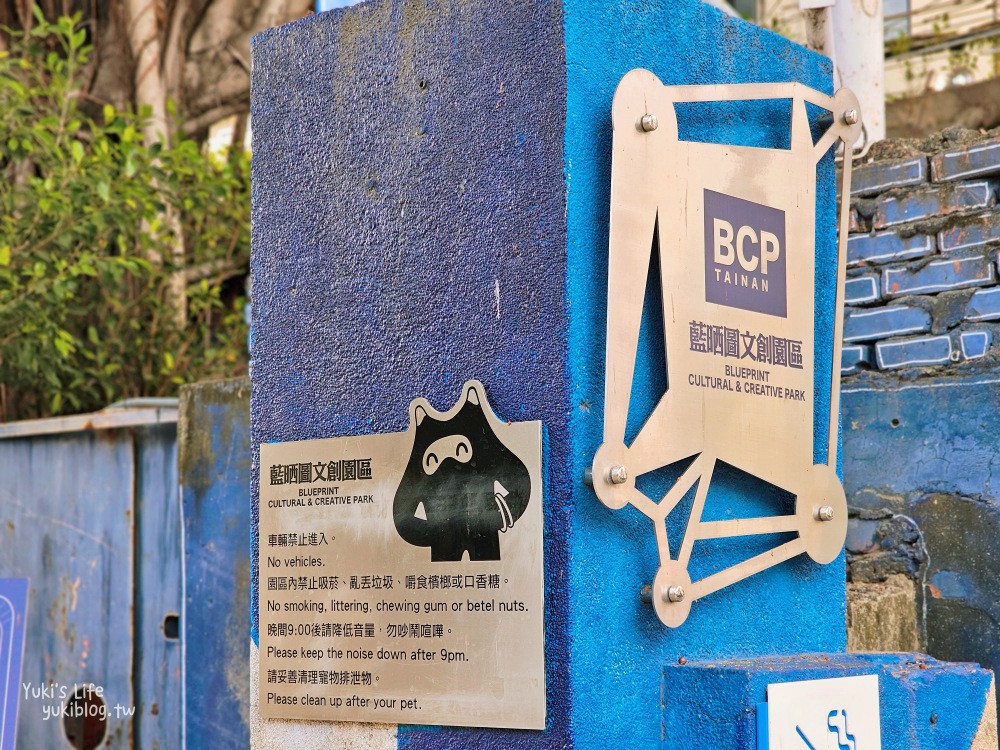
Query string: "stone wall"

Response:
xmin=841 ymin=128 xmax=1000 ymax=742
xmin=843 ymin=128 xmax=1000 ymax=376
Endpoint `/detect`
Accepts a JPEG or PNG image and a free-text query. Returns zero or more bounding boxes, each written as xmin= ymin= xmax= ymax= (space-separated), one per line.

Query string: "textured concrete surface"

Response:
xmin=251 ymin=1 xmax=568 ymax=747
xmin=562 ymin=1 xmax=846 ymax=747
xmin=249 ymin=1 xmax=995 ymax=748
xmin=847 ymin=575 xmax=920 ymax=653
xmin=663 ymin=653 xmax=995 ymax=749
xmin=843 ymin=375 xmax=1000 ymax=740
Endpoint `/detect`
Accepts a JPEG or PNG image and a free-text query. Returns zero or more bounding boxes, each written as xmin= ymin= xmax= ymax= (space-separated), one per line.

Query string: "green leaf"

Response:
xmin=54 ymin=336 xmax=74 ymax=358
xmin=71 ymin=140 xmax=84 ymax=164
xmin=0 ymin=245 xmax=9 ymax=267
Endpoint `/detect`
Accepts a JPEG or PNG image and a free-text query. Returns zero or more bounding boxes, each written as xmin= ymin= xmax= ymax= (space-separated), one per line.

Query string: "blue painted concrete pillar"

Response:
xmin=249 ymin=1 xmax=995 ymax=747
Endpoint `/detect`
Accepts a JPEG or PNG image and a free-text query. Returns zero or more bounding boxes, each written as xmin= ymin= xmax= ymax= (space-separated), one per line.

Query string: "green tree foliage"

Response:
xmin=0 ymin=11 xmax=249 ymax=421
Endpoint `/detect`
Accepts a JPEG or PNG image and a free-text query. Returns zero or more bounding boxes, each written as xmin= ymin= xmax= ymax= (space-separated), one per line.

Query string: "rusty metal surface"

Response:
xmin=134 ymin=425 xmax=182 ymax=749
xmin=0 ymin=407 xmax=178 ymax=440
xmin=0 ymin=414 xmax=181 ymax=749
xmin=179 ymin=379 xmax=251 ymax=749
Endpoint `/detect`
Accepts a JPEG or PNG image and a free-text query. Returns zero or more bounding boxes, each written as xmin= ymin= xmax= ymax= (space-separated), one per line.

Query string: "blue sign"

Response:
xmin=704 ymin=189 xmax=788 ymax=318
xmin=0 ymin=579 xmax=28 ymax=750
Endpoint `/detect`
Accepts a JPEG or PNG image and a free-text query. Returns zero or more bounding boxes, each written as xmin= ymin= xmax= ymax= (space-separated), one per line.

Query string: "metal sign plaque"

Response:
xmin=258 ymin=381 xmax=545 ymax=729
xmin=767 ymin=675 xmax=881 ymax=749
xmin=591 ymin=70 xmax=861 ymax=627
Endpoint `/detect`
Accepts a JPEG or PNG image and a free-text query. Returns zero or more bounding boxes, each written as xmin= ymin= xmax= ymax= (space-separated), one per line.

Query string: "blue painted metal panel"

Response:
xmin=755 ymin=702 xmax=768 ymax=750
xmin=0 ymin=416 xmax=181 ymax=749
xmin=0 ymin=431 xmax=135 ymax=748
xmin=179 ymin=379 xmax=251 ymax=749
xmin=134 ymin=425 xmax=182 ymax=750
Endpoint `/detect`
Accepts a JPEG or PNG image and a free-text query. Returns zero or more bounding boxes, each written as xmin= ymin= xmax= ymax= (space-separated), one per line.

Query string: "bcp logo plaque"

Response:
xmin=590 ymin=70 xmax=862 ymax=628
xmin=704 ymin=189 xmax=787 ymax=318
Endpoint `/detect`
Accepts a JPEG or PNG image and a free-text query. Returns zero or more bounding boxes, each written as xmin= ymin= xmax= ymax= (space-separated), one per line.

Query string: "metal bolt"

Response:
xmin=817 ymin=505 xmax=835 ymax=522
xmin=665 ymin=585 xmax=685 ymax=603
xmin=640 ymin=585 xmax=653 ymax=605
xmin=609 ymin=465 xmax=628 ymax=485
xmin=583 ymin=467 xmax=594 ymax=487
xmin=640 ymin=113 xmax=659 ymax=132
xmin=843 ymin=109 xmax=859 ymax=125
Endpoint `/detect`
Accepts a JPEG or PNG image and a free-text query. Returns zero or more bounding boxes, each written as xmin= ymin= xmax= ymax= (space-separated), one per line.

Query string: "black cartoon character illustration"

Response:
xmin=393 ymin=381 xmax=531 ymax=562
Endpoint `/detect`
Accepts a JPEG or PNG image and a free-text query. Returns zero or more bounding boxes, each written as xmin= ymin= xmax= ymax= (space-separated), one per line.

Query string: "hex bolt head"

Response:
xmin=843 ymin=109 xmax=859 ymax=125
xmin=640 ymin=113 xmax=659 ymax=132
xmin=665 ymin=585 xmax=685 ymax=603
xmin=816 ymin=505 xmax=835 ymax=522
xmin=608 ymin=465 xmax=628 ymax=485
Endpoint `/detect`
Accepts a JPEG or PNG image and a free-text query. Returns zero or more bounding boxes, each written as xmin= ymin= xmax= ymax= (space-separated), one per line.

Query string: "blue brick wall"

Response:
xmin=844 ymin=305 xmax=930 ymax=343
xmin=843 ymin=133 xmax=1000 ymax=741
xmin=852 ymin=155 xmax=927 ymax=197
xmin=872 ymin=181 xmax=993 ymax=229
xmin=842 ymin=134 xmax=1000 ymax=378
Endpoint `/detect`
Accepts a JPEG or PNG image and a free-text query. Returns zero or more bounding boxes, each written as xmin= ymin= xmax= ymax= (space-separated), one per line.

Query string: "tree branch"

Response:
xmin=124 ymin=0 xmax=187 ymax=324
xmin=161 ymin=0 xmax=189 ymax=101
xmin=184 ymin=257 xmax=247 ymax=284
xmin=254 ymin=0 xmax=311 ymax=33
xmin=180 ymin=100 xmax=246 ymax=136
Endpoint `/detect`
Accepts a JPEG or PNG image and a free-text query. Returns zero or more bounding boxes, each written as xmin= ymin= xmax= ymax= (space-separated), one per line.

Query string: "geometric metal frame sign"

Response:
xmin=258 ymin=380 xmax=544 ymax=728
xmin=591 ymin=70 xmax=861 ymax=627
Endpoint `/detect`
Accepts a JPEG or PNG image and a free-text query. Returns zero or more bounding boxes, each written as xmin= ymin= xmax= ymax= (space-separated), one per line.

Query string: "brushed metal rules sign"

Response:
xmin=258 ymin=381 xmax=544 ymax=729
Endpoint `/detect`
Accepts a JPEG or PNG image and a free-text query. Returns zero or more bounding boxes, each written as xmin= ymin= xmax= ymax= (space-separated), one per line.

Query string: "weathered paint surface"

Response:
xmin=563 ymin=3 xmax=845 ymax=748
xmin=663 ymin=653 xmax=995 ymax=749
xmin=843 ymin=375 xmax=1000 ymax=736
xmin=0 ymin=422 xmax=180 ymax=749
xmin=250 ymin=2 xmax=567 ymax=748
xmin=134 ymin=426 xmax=182 ymax=749
xmin=249 ymin=1 xmax=847 ymax=748
xmin=179 ymin=379 xmax=252 ymax=749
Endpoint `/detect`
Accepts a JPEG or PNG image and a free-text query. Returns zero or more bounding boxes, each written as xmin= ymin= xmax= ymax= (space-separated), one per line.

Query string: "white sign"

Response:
xmin=767 ymin=674 xmax=881 ymax=749
xmin=258 ymin=381 xmax=545 ymax=729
